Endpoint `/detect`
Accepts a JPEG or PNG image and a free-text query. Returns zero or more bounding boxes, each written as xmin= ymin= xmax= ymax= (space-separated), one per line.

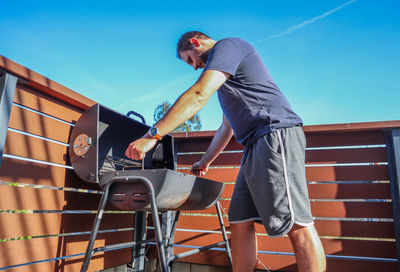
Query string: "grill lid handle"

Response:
xmin=126 ymin=110 xmax=146 ymax=124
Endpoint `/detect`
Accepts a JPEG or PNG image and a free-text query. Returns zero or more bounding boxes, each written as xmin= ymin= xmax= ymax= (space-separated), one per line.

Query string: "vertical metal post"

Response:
xmin=132 ymin=211 xmax=147 ymax=271
xmin=159 ymin=138 xmax=179 ymax=268
xmin=162 ymin=211 xmax=175 ymax=264
xmin=385 ymin=129 xmax=400 ymax=271
xmin=0 ymin=72 xmax=17 ymax=169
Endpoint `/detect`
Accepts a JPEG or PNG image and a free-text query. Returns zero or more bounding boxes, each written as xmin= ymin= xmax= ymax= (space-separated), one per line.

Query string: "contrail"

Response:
xmin=255 ymin=0 xmax=359 ymax=43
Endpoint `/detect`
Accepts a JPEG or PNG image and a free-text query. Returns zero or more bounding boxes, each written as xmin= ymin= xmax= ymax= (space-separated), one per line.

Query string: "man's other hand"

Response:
xmin=125 ymin=136 xmax=157 ymax=161
xmin=190 ymin=160 xmax=209 ymax=177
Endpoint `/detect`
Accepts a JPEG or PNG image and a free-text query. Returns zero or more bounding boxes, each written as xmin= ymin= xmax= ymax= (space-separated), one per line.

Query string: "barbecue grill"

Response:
xmin=69 ymin=104 xmax=232 ymax=272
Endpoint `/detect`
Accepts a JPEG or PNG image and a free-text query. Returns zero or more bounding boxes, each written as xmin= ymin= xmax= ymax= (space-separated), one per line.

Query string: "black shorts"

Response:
xmin=228 ymin=126 xmax=314 ymax=237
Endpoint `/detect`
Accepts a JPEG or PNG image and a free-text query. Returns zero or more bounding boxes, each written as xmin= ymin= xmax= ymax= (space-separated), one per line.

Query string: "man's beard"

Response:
xmin=199 ymin=49 xmax=211 ymax=65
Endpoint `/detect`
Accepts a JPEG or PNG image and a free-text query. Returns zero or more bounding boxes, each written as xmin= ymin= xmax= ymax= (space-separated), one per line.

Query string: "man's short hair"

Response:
xmin=176 ymin=31 xmax=211 ymax=59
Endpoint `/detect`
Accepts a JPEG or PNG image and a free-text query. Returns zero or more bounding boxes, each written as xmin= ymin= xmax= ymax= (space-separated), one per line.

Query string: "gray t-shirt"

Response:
xmin=204 ymin=38 xmax=303 ymax=146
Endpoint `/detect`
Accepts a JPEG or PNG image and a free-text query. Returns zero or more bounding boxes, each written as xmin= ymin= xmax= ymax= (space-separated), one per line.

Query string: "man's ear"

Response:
xmin=190 ymin=38 xmax=201 ymax=47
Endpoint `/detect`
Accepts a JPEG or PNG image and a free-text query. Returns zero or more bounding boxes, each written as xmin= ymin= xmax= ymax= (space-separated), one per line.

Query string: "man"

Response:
xmin=125 ymin=31 xmax=326 ymax=272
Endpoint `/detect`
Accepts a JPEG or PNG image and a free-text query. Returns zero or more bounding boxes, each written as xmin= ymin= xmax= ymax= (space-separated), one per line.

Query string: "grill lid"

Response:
xmin=69 ymin=104 xmax=175 ymax=184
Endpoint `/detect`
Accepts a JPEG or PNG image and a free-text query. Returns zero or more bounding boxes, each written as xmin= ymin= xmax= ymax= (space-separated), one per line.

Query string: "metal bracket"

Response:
xmin=0 ymin=71 xmax=18 ymax=169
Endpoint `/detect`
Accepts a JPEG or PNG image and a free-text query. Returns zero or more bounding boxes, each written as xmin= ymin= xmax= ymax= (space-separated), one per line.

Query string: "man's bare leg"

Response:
xmin=288 ymin=224 xmax=326 ymax=272
xmin=230 ymin=221 xmax=257 ymax=272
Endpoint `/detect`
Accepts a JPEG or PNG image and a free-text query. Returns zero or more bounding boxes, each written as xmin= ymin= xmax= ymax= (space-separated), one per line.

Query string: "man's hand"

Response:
xmin=191 ymin=160 xmax=210 ymax=177
xmin=125 ymin=135 xmax=157 ymax=161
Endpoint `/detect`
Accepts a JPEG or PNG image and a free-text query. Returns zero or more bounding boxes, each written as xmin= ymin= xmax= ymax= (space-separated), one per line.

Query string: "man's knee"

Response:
xmin=230 ymin=220 xmax=255 ymax=235
xmin=288 ymin=224 xmax=324 ymax=251
xmin=288 ymin=224 xmax=316 ymax=236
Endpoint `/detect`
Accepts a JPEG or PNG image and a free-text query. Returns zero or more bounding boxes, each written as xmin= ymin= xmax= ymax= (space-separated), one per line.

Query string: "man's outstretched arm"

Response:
xmin=125 ymin=69 xmax=229 ymax=160
xmin=191 ymin=114 xmax=233 ymax=176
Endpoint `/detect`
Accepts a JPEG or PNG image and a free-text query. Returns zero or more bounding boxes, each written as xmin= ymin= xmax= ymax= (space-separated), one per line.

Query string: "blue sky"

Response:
xmin=1 ymin=0 xmax=399 ymax=130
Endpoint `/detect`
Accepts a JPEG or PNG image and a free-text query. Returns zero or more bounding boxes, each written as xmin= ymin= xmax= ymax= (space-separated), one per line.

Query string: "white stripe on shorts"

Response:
xmin=275 ymin=130 xmax=295 ymax=236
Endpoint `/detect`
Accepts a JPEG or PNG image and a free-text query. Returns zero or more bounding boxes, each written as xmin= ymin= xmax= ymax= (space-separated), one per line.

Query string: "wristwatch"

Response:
xmin=148 ymin=126 xmax=162 ymax=140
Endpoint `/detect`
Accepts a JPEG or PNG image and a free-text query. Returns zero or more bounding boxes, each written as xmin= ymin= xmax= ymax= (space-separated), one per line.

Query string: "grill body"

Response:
xmin=103 ymin=169 xmax=224 ymax=211
xmin=69 ymin=104 xmax=231 ymax=272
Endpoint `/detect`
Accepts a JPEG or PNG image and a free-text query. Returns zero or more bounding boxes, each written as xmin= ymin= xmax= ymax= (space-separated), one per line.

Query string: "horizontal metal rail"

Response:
xmin=12 ymin=102 xmax=75 ymax=127
xmin=168 ymin=241 xmax=227 ymax=263
xmin=92 ymin=239 xmax=155 ymax=255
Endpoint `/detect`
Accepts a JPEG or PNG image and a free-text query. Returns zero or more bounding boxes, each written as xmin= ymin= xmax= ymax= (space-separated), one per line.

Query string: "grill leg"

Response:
xmin=80 ymin=182 xmax=111 ymax=272
xmin=216 ymin=201 xmax=233 ymax=267
xmin=122 ymin=176 xmax=169 ymax=272
xmin=144 ymin=179 xmax=169 ymax=272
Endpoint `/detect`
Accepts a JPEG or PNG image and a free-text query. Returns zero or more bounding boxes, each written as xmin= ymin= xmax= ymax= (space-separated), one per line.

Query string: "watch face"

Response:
xmin=150 ymin=127 xmax=158 ymax=137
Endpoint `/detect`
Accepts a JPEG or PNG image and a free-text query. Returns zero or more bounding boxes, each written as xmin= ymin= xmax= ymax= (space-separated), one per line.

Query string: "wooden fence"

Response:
xmin=1 ymin=54 xmax=400 ymax=271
